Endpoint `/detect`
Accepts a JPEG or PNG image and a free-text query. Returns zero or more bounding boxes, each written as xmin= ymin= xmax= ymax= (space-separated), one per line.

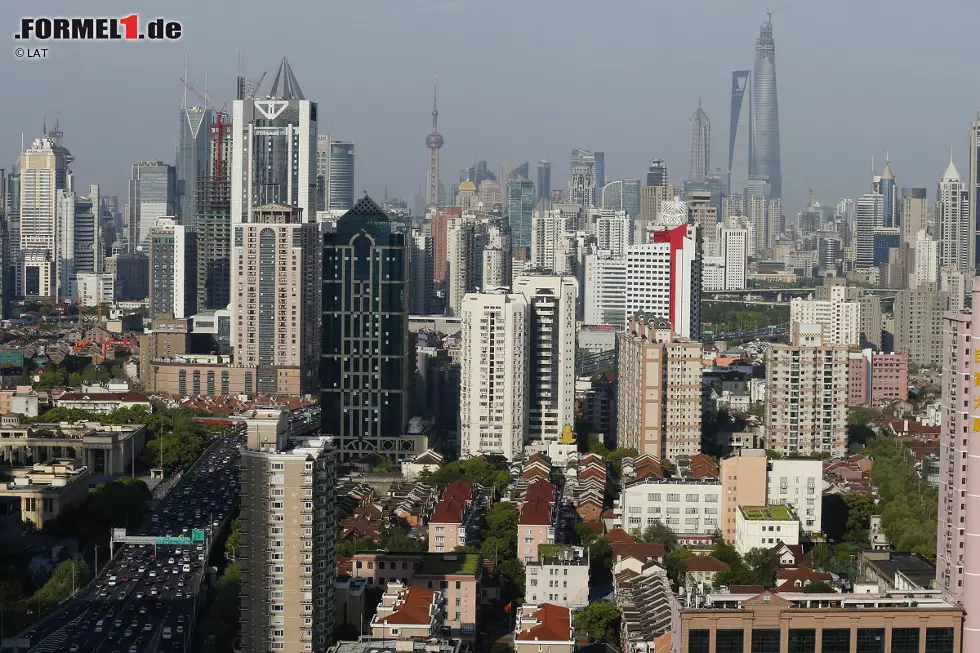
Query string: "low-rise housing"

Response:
xmin=525 ymin=547 xmax=590 ymax=609
xmin=348 ymin=552 xmax=482 ymax=639
xmin=514 ymin=604 xmax=575 ymax=653
xmin=734 ymin=505 xmax=800 ymax=555
xmin=0 ymin=458 xmax=91 ymax=527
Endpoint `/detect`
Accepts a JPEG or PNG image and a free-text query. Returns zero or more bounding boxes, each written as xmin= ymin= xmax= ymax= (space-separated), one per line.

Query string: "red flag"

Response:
xmin=504 ymin=602 xmax=512 ymax=614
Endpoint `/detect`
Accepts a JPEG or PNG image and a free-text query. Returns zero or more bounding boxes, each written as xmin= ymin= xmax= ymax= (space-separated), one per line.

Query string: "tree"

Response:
xmin=573 ymin=520 xmax=597 ymax=547
xmin=485 ymin=502 xmax=519 ymax=535
xmin=841 ymin=492 xmax=876 ymax=531
xmin=589 ymin=538 xmax=614 ymax=585
xmin=807 ymin=544 xmax=832 ymax=572
xmin=372 ymin=458 xmax=393 ymax=473
xmin=640 ymin=523 xmax=678 ymax=551
xmin=664 ymin=549 xmax=694 ymax=586
xmin=225 ymin=518 xmax=241 ymax=561
xmin=710 ymin=539 xmax=741 ymax=568
xmin=743 ymin=548 xmax=781 ymax=588
xmin=803 ymin=581 xmax=836 ymax=593
xmin=498 ymin=558 xmax=525 ymax=600
xmin=574 ymin=600 xmax=621 ymax=645
xmin=21 ymin=518 xmax=37 ymax=535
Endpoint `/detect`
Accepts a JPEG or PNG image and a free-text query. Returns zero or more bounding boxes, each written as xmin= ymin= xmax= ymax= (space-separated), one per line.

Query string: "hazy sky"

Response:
xmin=3 ymin=0 xmax=980 ymax=218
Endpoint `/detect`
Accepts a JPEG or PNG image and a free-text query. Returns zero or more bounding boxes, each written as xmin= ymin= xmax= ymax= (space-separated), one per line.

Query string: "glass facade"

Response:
xmin=507 ymin=179 xmax=535 ymax=249
xmin=328 ymin=141 xmax=355 ymax=211
xmin=856 ymin=628 xmax=885 ymax=653
xmin=321 ymin=196 xmax=409 ymax=461
xmin=788 ymin=629 xmax=815 ymax=653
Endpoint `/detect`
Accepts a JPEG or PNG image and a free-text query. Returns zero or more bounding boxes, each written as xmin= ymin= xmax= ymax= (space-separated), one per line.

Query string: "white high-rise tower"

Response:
xmin=938 ymin=153 xmax=970 ymax=272
xmin=231 ymin=57 xmax=317 ymax=225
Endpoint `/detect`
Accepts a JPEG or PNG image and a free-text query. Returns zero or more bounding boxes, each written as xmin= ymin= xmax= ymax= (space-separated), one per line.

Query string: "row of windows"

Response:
xmin=687 ymin=626 xmax=954 ymax=653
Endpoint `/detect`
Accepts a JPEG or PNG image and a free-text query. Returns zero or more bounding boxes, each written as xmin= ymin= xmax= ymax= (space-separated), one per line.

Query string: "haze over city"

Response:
xmin=3 ymin=0 xmax=980 ymax=214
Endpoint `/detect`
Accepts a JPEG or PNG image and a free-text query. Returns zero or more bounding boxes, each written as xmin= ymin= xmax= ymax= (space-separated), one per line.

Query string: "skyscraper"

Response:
xmin=19 ymin=133 xmax=73 ymax=297
xmin=646 ymin=159 xmax=668 ymax=188
xmin=514 ymin=275 xmax=578 ymax=444
xmin=128 ymin=160 xmax=176 ymax=253
xmin=507 ymin=178 xmax=535 ymax=249
xmin=880 ymin=158 xmax=897 ymax=228
xmin=593 ymin=152 xmax=606 ymax=191
xmin=688 ymin=99 xmax=710 ymax=182
xmin=855 ymin=192 xmax=884 ymax=268
xmin=231 ymin=57 xmax=317 ymax=225
xmin=175 ymin=91 xmax=214 ymax=228
xmin=239 ymin=407 xmax=335 ymax=653
xmin=751 ymin=17 xmax=782 ymax=198
xmin=425 ymin=83 xmax=444 ymax=208
xmin=196 ymin=113 xmax=233 ymax=311
xmin=728 ymin=71 xmax=751 ymax=196
xmin=231 ymin=204 xmax=320 ymax=395
xmin=569 ymin=149 xmax=598 ymax=207
xmin=321 ymin=196 xmax=410 ymax=461
xmin=970 ymin=118 xmax=980 ymax=269
xmin=537 ymin=160 xmax=551 ymax=203
xmin=315 ymin=134 xmax=330 ymax=212
xmin=938 ymin=156 xmax=970 ymax=272
xmin=147 ymin=217 xmax=197 ymax=318
xmin=901 ymin=187 xmax=927 ymax=246
xmin=328 ymin=141 xmax=355 ymax=211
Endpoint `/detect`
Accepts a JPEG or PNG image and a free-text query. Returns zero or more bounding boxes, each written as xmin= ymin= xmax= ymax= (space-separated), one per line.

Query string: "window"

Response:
xmin=788 ymin=629 xmax=815 ymax=653
xmin=856 ymin=628 xmax=885 ymax=653
xmin=752 ymin=630 xmax=779 ymax=653
xmin=686 ymin=630 xmax=709 ymax=653
xmin=925 ymin=627 xmax=955 ymax=653
xmin=716 ymin=630 xmax=744 ymax=653
xmin=891 ymin=628 xmax=919 ymax=653
xmin=821 ymin=629 xmax=850 ymax=653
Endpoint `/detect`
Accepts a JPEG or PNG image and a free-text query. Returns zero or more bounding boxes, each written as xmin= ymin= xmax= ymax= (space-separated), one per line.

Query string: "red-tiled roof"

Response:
xmin=690 ymin=454 xmax=719 ymax=480
xmin=605 ymin=528 xmax=636 ymax=545
xmin=377 ymin=586 xmax=439 ymax=625
xmin=611 ymin=542 xmax=665 ymax=562
xmin=431 ymin=497 xmax=465 ymax=524
xmin=336 ymin=555 xmax=353 ymax=576
xmin=516 ymin=603 xmax=572 ymax=642
xmin=579 ymin=467 xmax=606 ymax=482
xmin=525 ymin=481 xmax=555 ymax=504
xmin=519 ymin=498 xmax=552 ymax=526
xmin=776 ymin=567 xmax=832 ymax=591
xmin=444 ymin=478 xmax=473 ymax=501
xmin=682 ymin=556 xmax=730 ymax=572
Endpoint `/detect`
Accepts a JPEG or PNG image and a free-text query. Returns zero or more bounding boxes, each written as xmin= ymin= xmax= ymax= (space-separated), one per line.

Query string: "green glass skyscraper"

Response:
xmin=321 ymin=195 xmax=410 ymax=461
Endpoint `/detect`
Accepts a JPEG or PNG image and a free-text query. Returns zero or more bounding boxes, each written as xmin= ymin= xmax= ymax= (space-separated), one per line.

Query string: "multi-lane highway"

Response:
xmin=14 ymin=436 xmax=242 ymax=653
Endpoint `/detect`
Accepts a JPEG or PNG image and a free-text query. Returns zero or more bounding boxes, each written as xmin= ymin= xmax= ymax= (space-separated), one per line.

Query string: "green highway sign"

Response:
xmin=156 ymin=537 xmax=191 ymax=545
xmin=192 ymin=529 xmax=205 ymax=542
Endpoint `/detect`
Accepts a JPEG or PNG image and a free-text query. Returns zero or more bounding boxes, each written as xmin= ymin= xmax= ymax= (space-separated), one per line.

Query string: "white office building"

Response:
xmin=584 ymin=253 xmax=627 ymax=328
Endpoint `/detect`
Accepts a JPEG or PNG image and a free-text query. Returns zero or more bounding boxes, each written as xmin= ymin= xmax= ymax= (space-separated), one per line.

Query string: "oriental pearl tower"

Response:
xmin=425 ymin=80 xmax=444 ymax=208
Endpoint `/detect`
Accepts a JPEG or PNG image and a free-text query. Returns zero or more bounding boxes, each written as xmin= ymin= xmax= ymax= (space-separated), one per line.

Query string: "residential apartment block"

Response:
xmin=238 ymin=407 xmax=336 ymax=653
xmin=616 ymin=316 xmax=703 ymax=458
xmin=765 ymin=324 xmax=848 ymax=457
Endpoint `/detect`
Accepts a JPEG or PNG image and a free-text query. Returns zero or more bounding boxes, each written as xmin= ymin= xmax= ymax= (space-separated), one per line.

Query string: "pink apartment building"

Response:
xmin=937 ymin=278 xmax=980 ymax=652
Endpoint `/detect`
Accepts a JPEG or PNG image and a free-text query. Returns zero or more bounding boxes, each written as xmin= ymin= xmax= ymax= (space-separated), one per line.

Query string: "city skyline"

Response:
xmin=2 ymin=0 xmax=979 ymax=218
